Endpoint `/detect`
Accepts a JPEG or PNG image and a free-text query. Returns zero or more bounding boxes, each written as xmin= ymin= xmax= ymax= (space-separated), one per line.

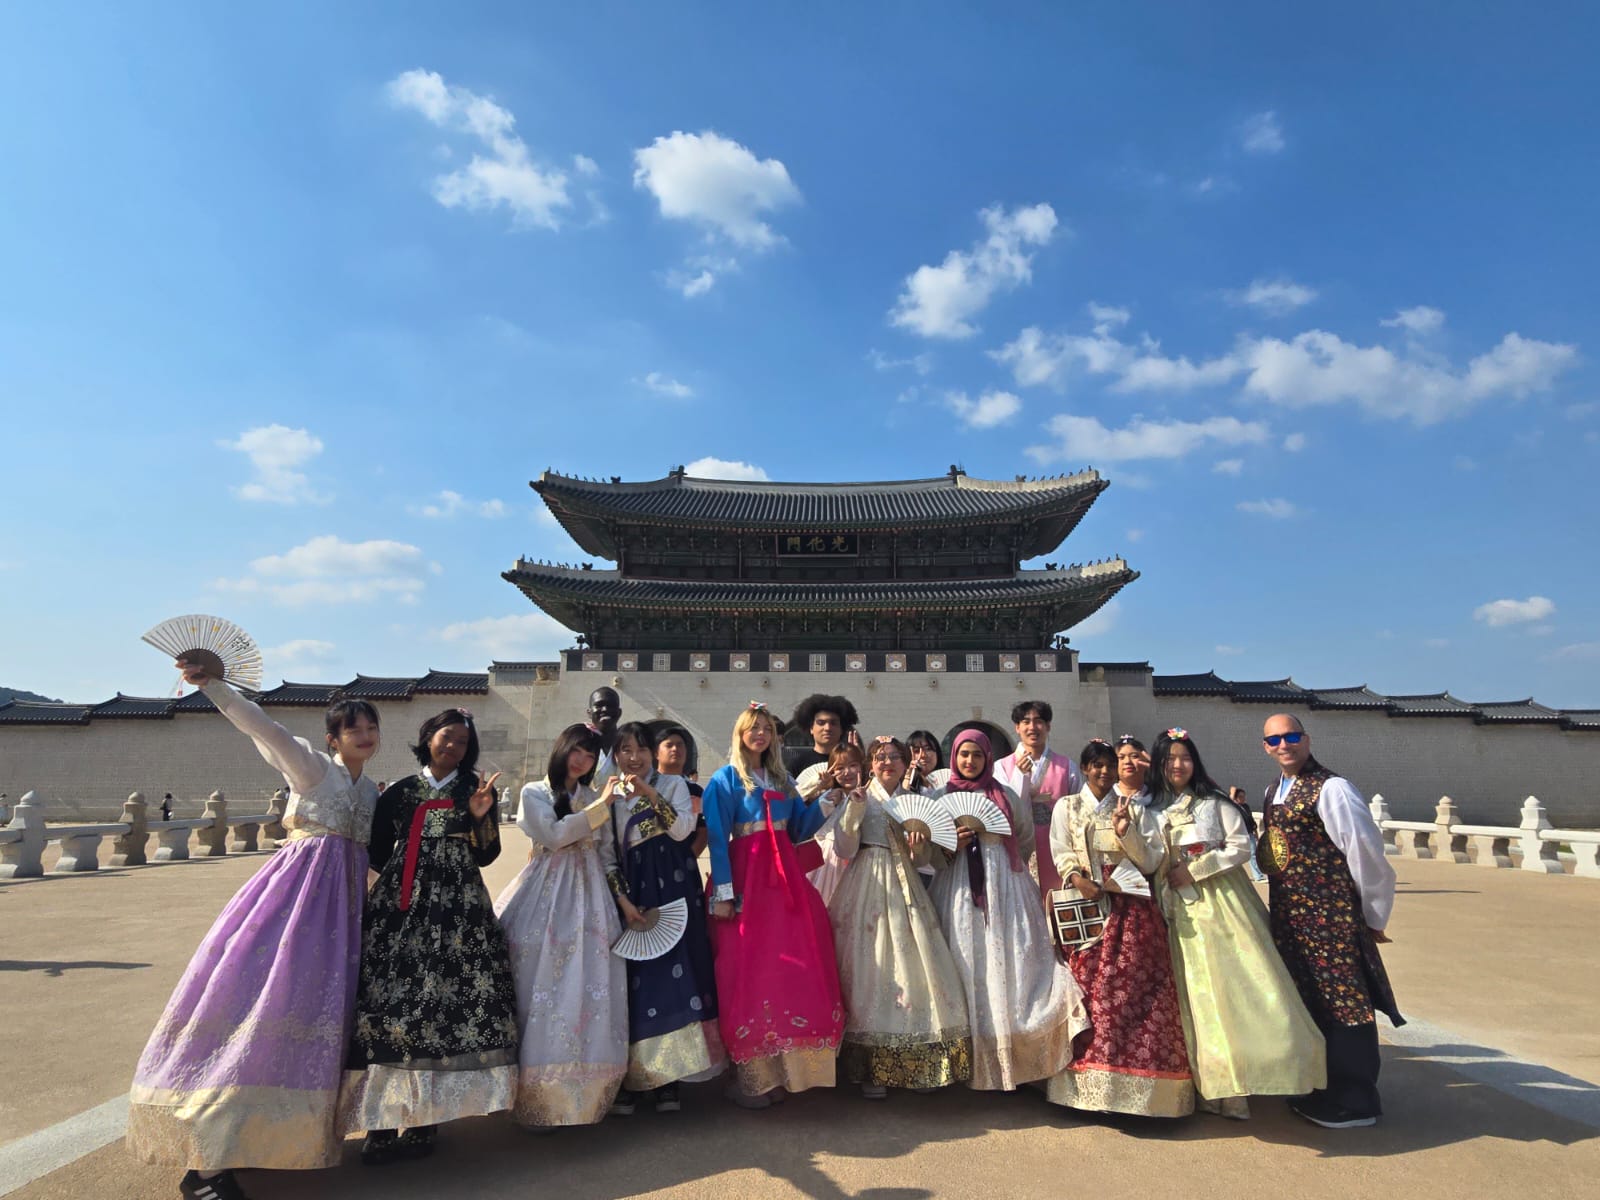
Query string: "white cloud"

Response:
xmin=1126 ymin=528 xmax=1145 ymax=542
xmin=439 ymin=612 xmax=573 ymax=661
xmin=221 ymin=424 xmax=328 ymax=505
xmin=1381 ymin=306 xmax=1445 ymax=335
xmin=262 ymin=639 xmax=337 ymax=662
xmin=1237 ymin=498 xmax=1298 ymax=518
xmin=1565 ymin=401 xmax=1598 ymax=420
xmin=1239 ymin=328 xmax=1577 ymax=424
xmin=868 ymin=349 xmax=934 ymax=375
xmin=889 ymin=203 xmax=1059 ymax=339
xmin=411 ymin=490 xmax=508 ymax=519
xmin=1232 ymin=277 xmax=1318 ymax=315
xmin=993 ymin=324 xmax=1242 ymax=393
xmin=214 ymin=535 xmax=433 ymax=606
xmin=1282 ymin=432 xmax=1307 ymax=452
xmin=1213 ymin=458 xmax=1245 ymax=476
xmin=633 ymin=129 xmax=800 ymax=254
xmin=1215 ymin=644 xmax=1245 ymax=656
xmin=387 ymin=69 xmax=578 ymax=230
xmin=684 ymin=456 xmax=770 ymax=481
xmin=1547 ymin=641 xmax=1600 ymax=662
xmin=1473 ymin=596 xmax=1556 ymax=627
xmin=1240 ymin=110 xmax=1285 ymax=154
xmin=572 ymin=154 xmax=599 ymax=177
xmin=1028 ymin=413 xmax=1267 ymax=465
xmin=638 ymin=371 xmax=694 ymax=399
xmin=679 ymin=270 xmax=715 ymax=298
xmin=944 ymin=389 xmax=1021 ymax=429
xmin=534 ymin=507 xmax=561 ymax=528
xmin=1072 ymin=599 xmax=1121 ymax=638
xmin=1087 ymin=302 xmax=1131 ymax=329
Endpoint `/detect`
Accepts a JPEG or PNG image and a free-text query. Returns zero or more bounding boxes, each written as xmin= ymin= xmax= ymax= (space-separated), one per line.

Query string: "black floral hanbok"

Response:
xmin=338 ymin=770 xmax=519 ymax=1132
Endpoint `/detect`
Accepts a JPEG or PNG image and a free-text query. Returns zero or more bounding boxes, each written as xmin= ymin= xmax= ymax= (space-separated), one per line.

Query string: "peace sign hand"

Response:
xmin=1113 ymin=795 xmax=1132 ymax=837
xmin=470 ymin=772 xmax=502 ymax=819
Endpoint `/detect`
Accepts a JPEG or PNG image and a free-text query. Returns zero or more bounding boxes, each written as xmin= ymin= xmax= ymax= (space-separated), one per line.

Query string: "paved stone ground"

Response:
xmin=3 ymin=833 xmax=1597 ymax=1199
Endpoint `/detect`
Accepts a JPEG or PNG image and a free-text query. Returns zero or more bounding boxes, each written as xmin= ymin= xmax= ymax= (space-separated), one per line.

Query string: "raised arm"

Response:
xmin=517 ymin=780 xmax=611 ymax=851
xmin=1121 ymin=803 xmax=1166 ymax=876
xmin=830 ymin=790 xmax=866 ymax=859
xmin=202 ymin=679 xmax=328 ymax=795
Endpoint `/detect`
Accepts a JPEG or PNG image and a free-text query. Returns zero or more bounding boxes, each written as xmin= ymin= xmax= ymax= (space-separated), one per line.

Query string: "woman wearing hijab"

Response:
xmin=930 ymin=729 xmax=1088 ymax=1090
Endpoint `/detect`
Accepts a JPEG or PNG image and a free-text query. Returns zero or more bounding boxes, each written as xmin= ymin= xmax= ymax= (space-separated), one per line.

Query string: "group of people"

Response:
xmin=126 ymin=671 xmax=1402 ymax=1200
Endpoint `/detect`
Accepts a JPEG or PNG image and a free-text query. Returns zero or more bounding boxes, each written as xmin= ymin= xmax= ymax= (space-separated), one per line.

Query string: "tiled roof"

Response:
xmin=1384 ymin=692 xmax=1478 ymax=717
xmin=90 ymin=695 xmax=178 ymax=719
xmin=1559 ymin=710 xmax=1600 ymax=731
xmin=1228 ymin=679 xmax=1310 ymax=704
xmin=416 ymin=670 xmax=490 ymax=693
xmin=1308 ymin=686 xmax=1391 ymax=710
xmin=1079 ymin=661 xmax=1152 ymax=675
xmin=342 ymin=676 xmax=418 ymax=700
xmin=0 ymin=701 xmax=92 ymax=725
xmin=505 ymin=562 xmax=1136 ymax=636
xmin=257 ymin=682 xmax=346 ymax=706
xmin=1470 ymin=699 xmax=1563 ymax=724
xmin=1152 ymin=671 xmax=1233 ymax=697
xmin=533 ymin=468 xmax=1109 ymax=559
xmin=172 ymin=690 xmax=219 ymax=712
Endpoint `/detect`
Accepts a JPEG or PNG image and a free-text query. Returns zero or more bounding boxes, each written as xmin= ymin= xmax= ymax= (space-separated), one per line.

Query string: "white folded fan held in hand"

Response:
xmin=943 ymin=792 xmax=1013 ymax=838
xmin=142 ymin=614 xmax=264 ymax=692
xmin=611 ymin=897 xmax=689 ymax=962
xmin=882 ymin=793 xmax=960 ymax=851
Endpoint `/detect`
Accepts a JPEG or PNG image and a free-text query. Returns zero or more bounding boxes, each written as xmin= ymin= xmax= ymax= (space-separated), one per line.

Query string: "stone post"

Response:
xmin=1369 ymin=794 xmax=1399 ymax=856
xmin=262 ymin=788 xmax=288 ymax=848
xmin=1518 ymin=796 xmax=1562 ymax=874
xmin=1470 ymin=830 xmax=1513 ymax=869
xmin=230 ymin=814 xmax=261 ymax=853
xmin=0 ymin=792 xmax=47 ymax=878
xmin=110 ymin=792 xmax=150 ymax=867
xmin=1570 ymin=839 xmax=1600 ymax=879
xmin=1434 ymin=796 xmax=1468 ymax=864
xmin=54 ymin=831 xmax=104 ymax=872
xmin=196 ymin=791 xmax=229 ymax=857
xmin=154 ymin=822 xmax=191 ymax=861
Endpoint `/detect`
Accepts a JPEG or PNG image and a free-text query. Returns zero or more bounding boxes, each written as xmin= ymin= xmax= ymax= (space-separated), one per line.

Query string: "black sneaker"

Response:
xmin=180 ymin=1170 xmax=251 ymax=1200
xmin=655 ymin=1084 xmax=681 ymax=1113
xmin=360 ymin=1129 xmax=401 ymax=1166
xmin=610 ymin=1088 xmax=638 ymax=1116
xmin=396 ymin=1125 xmax=437 ymax=1159
xmin=1289 ymin=1094 xmax=1377 ymax=1129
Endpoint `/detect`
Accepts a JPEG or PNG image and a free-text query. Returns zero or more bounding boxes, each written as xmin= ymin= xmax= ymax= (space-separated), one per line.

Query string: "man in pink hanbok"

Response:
xmin=994 ymin=699 xmax=1082 ymax=904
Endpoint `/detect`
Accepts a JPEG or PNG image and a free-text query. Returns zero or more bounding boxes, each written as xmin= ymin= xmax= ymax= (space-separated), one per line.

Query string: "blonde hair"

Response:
xmin=728 ymin=706 xmax=789 ymax=794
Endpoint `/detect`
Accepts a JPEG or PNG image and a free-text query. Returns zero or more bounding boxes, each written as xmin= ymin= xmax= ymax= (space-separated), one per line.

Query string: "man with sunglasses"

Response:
xmin=1259 ymin=713 xmax=1401 ymax=1130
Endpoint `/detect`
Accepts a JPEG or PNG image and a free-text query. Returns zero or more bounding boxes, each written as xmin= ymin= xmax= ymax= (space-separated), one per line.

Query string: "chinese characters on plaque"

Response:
xmin=775 ymin=533 xmax=858 ymax=556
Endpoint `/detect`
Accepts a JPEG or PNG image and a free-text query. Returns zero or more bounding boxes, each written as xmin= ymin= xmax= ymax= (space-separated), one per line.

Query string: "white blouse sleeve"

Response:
xmin=1186 ymin=797 xmax=1253 ymax=883
xmin=517 ymin=781 xmax=610 ymax=850
xmin=1318 ymin=776 xmax=1397 ymax=929
xmin=203 ymin=680 xmax=328 ymax=796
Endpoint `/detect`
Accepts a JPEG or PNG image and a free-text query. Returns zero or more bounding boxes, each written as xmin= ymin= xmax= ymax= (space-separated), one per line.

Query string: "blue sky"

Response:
xmin=2 ymin=2 xmax=1595 ymax=707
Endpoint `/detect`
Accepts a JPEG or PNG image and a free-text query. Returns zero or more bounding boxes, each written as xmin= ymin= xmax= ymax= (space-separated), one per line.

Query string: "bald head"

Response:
xmin=1262 ymin=712 xmax=1310 ymax=775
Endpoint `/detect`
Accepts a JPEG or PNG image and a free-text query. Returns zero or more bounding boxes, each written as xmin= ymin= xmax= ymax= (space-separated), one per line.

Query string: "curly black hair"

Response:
xmin=790 ymin=693 xmax=860 ymax=736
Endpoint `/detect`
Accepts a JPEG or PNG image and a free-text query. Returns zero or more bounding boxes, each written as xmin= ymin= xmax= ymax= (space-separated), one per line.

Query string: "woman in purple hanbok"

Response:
xmin=127 ymin=661 xmax=381 ymax=1200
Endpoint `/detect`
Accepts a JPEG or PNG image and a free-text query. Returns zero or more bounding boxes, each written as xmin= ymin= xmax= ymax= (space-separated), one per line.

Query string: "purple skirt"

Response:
xmin=127 ymin=833 xmax=366 ymax=1170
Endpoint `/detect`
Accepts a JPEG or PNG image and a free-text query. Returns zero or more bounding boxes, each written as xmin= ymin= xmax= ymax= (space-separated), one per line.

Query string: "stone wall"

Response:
xmin=3 ymin=660 xmax=1593 ymax=827
xmin=1093 ymin=672 xmax=1597 ymax=827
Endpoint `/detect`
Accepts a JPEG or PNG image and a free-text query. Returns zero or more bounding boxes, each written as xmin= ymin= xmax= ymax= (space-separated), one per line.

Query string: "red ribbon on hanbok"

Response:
xmin=761 ymin=788 xmax=796 ymax=905
xmin=399 ymin=799 xmax=456 ymax=912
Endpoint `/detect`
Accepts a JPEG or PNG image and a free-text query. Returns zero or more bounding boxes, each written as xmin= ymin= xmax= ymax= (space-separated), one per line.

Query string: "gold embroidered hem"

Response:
xmin=625 ymin=1020 xmax=728 ymax=1091
xmin=337 ymin=1063 xmax=516 ymax=1133
xmin=126 ymin=1085 xmax=340 ymax=1171
xmin=1043 ymin=1064 xmax=1196 ymax=1117
xmin=511 ymin=1064 xmax=624 ymax=1127
xmin=838 ymin=1030 xmax=972 ymax=1089
xmin=968 ymin=1017 xmax=1079 ymax=1091
xmin=733 ymin=1047 xmax=836 ymax=1095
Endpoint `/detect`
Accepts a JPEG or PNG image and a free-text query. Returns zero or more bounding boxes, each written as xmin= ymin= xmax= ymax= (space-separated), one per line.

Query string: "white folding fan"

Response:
xmin=142 ymin=614 xmax=264 ymax=692
xmin=611 ymin=897 xmax=689 ymax=962
xmin=882 ymin=793 xmax=960 ymax=851
xmin=944 ymin=792 xmax=1013 ymax=837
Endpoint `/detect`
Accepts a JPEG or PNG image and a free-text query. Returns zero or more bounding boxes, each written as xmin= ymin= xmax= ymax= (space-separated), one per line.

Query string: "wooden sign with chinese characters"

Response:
xmin=775 ymin=534 xmax=858 ymax=557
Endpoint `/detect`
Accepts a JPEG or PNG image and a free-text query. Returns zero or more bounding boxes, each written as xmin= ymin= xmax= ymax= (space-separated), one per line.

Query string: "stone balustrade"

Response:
xmin=1369 ymin=794 xmax=1600 ymax=877
xmin=0 ymin=789 xmax=278 ymax=878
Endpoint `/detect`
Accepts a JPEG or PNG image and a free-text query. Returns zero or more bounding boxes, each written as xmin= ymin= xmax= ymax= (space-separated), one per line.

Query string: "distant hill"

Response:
xmin=0 ymin=686 xmax=63 ymax=705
